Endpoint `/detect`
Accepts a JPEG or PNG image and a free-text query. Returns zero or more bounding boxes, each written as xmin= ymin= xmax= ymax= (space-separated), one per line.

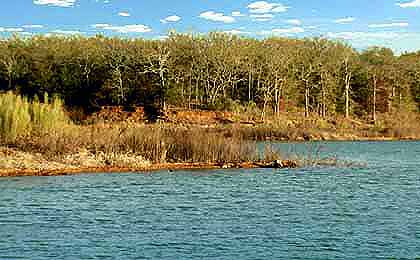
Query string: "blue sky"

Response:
xmin=1 ymin=0 xmax=420 ymax=53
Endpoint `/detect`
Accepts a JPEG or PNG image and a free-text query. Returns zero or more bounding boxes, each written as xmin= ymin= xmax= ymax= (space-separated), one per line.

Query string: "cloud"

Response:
xmin=33 ymin=0 xmax=76 ymax=7
xmin=118 ymin=12 xmax=130 ymax=17
xmin=286 ymin=19 xmax=302 ymax=25
xmin=306 ymin=25 xmax=319 ymax=29
xmin=199 ymin=11 xmax=235 ymax=23
xmin=160 ymin=15 xmax=181 ymax=24
xmin=326 ymin=31 xmax=420 ymax=54
xmin=250 ymin=13 xmax=274 ymax=21
xmin=0 ymin=27 xmax=24 ymax=32
xmin=51 ymin=29 xmax=82 ymax=34
xmin=272 ymin=27 xmax=304 ymax=34
xmin=155 ymin=35 xmax=169 ymax=41
xmin=22 ymin=24 xmax=44 ymax=29
xmin=223 ymin=29 xmax=251 ymax=35
xmin=93 ymin=24 xmax=152 ymax=33
xmin=248 ymin=1 xmax=289 ymax=13
xmin=397 ymin=0 xmax=420 ymax=8
xmin=259 ymin=26 xmax=305 ymax=35
xmin=368 ymin=22 xmax=409 ymax=28
xmin=232 ymin=11 xmax=245 ymax=17
xmin=327 ymin=31 xmax=400 ymax=40
xmin=334 ymin=17 xmax=356 ymax=24
xmin=92 ymin=23 xmax=111 ymax=28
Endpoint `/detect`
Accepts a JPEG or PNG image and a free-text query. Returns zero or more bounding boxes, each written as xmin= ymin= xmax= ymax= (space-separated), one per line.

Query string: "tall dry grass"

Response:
xmin=0 ymin=94 xmax=263 ymax=163
xmin=22 ymin=123 xmax=262 ymax=163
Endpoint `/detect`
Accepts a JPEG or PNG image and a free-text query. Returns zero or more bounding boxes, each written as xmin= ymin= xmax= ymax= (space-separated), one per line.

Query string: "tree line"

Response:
xmin=1 ymin=33 xmax=419 ymax=122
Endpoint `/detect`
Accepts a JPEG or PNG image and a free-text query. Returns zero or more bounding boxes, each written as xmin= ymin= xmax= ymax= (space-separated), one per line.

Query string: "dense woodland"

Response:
xmin=1 ymin=33 xmax=420 ymax=122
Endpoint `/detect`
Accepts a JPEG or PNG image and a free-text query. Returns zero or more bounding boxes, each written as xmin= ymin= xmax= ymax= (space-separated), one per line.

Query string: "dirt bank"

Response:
xmin=0 ymin=146 xmax=297 ymax=178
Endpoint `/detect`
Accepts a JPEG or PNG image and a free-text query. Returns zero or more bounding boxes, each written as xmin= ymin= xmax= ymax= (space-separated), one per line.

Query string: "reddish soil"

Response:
xmin=0 ymin=160 xmax=299 ymax=178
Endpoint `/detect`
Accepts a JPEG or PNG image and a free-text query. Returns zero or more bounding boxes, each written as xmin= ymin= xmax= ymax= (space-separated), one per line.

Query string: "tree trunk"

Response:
xmin=399 ymin=92 xmax=402 ymax=111
xmin=322 ymin=88 xmax=326 ymax=118
xmin=389 ymin=86 xmax=395 ymax=113
xmin=320 ymin=72 xmax=326 ymax=118
xmin=345 ymin=83 xmax=349 ymax=119
xmin=115 ymin=68 xmax=124 ymax=105
xmin=160 ymin=70 xmax=166 ymax=111
xmin=274 ymin=79 xmax=280 ymax=117
xmin=262 ymin=98 xmax=267 ymax=121
xmin=373 ymin=75 xmax=377 ymax=124
xmin=248 ymin=71 xmax=252 ymax=102
xmin=8 ymin=73 xmax=12 ymax=90
xmin=305 ymin=83 xmax=310 ymax=118
xmin=345 ymin=72 xmax=352 ymax=119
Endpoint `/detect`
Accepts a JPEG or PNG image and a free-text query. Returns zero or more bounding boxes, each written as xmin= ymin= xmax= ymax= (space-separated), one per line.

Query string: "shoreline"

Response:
xmin=1 ymin=137 xmax=419 ymax=178
xmin=0 ymin=161 xmax=283 ymax=178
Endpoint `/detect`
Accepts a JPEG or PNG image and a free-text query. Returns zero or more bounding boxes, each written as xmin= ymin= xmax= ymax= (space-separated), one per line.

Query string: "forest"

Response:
xmin=1 ymin=33 xmax=420 ymax=122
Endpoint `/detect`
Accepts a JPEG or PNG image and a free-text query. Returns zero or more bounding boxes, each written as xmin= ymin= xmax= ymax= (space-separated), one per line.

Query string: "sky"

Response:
xmin=1 ymin=0 xmax=420 ymax=54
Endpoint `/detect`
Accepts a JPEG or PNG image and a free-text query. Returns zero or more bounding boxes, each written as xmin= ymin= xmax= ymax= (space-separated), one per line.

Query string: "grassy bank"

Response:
xmin=1 ymin=92 xmax=417 ymax=176
xmin=163 ymin=106 xmax=420 ymax=141
xmin=224 ymin=114 xmax=420 ymax=141
xmin=1 ymin=92 xmax=286 ymax=175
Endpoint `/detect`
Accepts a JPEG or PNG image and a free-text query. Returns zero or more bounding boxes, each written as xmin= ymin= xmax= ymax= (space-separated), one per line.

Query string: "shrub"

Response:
xmin=0 ymin=92 xmax=69 ymax=143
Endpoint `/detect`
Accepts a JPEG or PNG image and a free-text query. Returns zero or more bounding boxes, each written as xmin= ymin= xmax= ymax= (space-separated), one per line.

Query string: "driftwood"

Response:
xmin=255 ymin=160 xmax=298 ymax=169
xmin=221 ymin=160 xmax=298 ymax=169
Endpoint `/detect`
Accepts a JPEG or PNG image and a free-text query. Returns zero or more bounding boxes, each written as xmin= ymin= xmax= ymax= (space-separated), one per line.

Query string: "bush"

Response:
xmin=0 ymin=92 xmax=69 ymax=143
xmin=0 ymin=92 xmax=31 ymax=142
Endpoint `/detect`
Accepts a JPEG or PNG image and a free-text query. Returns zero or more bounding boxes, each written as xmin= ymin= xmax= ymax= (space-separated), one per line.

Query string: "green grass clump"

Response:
xmin=0 ymin=92 xmax=69 ymax=143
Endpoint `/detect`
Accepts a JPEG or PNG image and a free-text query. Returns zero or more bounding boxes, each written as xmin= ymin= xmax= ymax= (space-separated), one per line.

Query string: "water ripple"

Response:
xmin=0 ymin=141 xmax=419 ymax=259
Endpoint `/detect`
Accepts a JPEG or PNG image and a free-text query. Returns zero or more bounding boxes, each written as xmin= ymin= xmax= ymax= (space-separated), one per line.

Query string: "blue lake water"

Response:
xmin=1 ymin=141 xmax=419 ymax=259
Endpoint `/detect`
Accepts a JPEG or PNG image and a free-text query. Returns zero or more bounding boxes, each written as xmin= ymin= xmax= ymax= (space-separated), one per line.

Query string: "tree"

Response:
xmin=361 ymin=47 xmax=394 ymax=123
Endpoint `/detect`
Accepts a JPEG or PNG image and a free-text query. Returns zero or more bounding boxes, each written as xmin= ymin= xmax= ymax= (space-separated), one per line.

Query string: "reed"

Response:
xmin=0 ymin=92 xmax=69 ymax=143
xmin=0 ymin=92 xmax=32 ymax=142
xmin=23 ymin=123 xmax=262 ymax=164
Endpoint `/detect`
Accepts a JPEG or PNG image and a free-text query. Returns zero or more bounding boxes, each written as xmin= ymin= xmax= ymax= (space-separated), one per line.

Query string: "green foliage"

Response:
xmin=0 ymin=92 xmax=31 ymax=142
xmin=0 ymin=34 xmax=419 ymax=118
xmin=0 ymin=92 xmax=69 ymax=142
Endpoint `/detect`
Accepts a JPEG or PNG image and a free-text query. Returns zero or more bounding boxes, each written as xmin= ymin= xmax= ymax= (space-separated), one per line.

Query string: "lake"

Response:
xmin=1 ymin=141 xmax=419 ymax=259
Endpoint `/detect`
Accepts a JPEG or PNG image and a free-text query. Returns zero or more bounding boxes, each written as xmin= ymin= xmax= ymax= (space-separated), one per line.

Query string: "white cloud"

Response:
xmin=33 ymin=0 xmax=76 ymax=7
xmin=260 ymin=26 xmax=305 ymax=35
xmin=306 ymin=25 xmax=319 ymax=30
xmin=335 ymin=17 xmax=356 ymax=24
xmin=92 ymin=23 xmax=112 ymax=28
xmin=248 ymin=1 xmax=289 ymax=13
xmin=51 ymin=29 xmax=82 ymax=34
xmin=368 ymin=22 xmax=409 ymax=28
xmin=160 ymin=15 xmax=181 ymax=24
xmin=199 ymin=11 xmax=235 ymax=23
xmin=93 ymin=24 xmax=152 ymax=33
xmin=22 ymin=24 xmax=44 ymax=29
xmin=0 ymin=27 xmax=24 ymax=32
xmin=286 ymin=19 xmax=302 ymax=25
xmin=397 ymin=0 xmax=420 ymax=8
xmin=118 ymin=12 xmax=130 ymax=17
xmin=232 ymin=11 xmax=245 ymax=17
xmin=327 ymin=31 xmax=400 ymax=40
xmin=251 ymin=13 xmax=274 ymax=21
xmin=272 ymin=27 xmax=304 ymax=34
xmin=224 ymin=29 xmax=251 ymax=35
xmin=155 ymin=35 xmax=169 ymax=41
xmin=326 ymin=31 xmax=420 ymax=54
